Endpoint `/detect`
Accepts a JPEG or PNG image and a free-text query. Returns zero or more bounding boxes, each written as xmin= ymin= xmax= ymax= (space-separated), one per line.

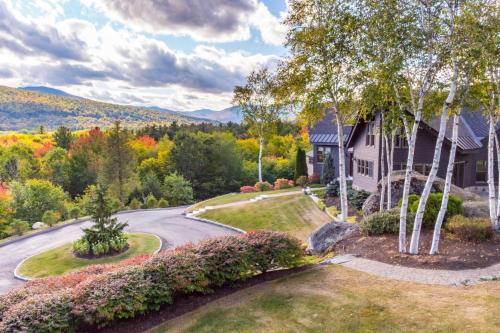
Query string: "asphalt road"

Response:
xmin=0 ymin=208 xmax=239 ymax=294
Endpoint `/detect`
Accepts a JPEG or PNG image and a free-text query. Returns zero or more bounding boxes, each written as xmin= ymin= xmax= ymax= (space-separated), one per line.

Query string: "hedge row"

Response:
xmin=0 ymin=231 xmax=303 ymax=332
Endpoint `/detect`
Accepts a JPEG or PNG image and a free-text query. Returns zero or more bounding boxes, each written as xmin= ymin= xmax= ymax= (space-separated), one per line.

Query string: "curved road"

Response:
xmin=0 ymin=208 xmax=239 ymax=294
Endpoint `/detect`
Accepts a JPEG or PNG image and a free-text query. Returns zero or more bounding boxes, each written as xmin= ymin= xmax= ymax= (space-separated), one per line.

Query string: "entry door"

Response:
xmin=452 ymin=162 xmax=464 ymax=187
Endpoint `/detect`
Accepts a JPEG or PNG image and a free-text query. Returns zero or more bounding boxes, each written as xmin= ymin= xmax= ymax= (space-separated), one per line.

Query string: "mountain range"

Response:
xmin=0 ymin=86 xmax=242 ymax=131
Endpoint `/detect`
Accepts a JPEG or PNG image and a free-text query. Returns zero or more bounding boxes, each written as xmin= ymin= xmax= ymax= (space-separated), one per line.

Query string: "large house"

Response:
xmin=309 ymin=109 xmax=496 ymax=194
xmin=308 ymin=111 xmax=352 ymax=179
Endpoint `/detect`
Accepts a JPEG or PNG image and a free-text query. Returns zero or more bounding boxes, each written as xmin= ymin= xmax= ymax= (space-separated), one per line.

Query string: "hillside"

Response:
xmin=0 ymin=86 xmax=211 ymax=130
xmin=188 ymin=106 xmax=242 ymax=123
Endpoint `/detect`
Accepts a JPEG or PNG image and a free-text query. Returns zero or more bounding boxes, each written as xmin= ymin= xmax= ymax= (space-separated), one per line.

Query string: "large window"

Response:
xmin=316 ymin=146 xmax=333 ymax=163
xmin=357 ymin=159 xmax=373 ymax=177
xmin=366 ymin=122 xmax=375 ymax=146
xmin=394 ymin=132 xmax=408 ymax=148
xmin=476 ymin=160 xmax=487 ymax=182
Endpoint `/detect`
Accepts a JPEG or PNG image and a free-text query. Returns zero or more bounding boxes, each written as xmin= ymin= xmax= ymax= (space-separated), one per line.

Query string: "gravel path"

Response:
xmin=0 ymin=207 xmax=239 ymax=294
xmin=324 ymin=255 xmax=500 ymax=286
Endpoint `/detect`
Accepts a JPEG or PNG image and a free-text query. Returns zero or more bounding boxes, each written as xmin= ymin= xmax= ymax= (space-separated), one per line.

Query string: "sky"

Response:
xmin=0 ymin=0 xmax=289 ymax=111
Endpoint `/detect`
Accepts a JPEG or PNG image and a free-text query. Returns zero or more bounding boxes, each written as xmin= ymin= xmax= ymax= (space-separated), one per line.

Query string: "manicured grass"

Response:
xmin=187 ymin=185 xmax=325 ymax=212
xmin=199 ymin=194 xmax=331 ymax=241
xmin=152 ymin=265 xmax=500 ymax=333
xmin=17 ymin=233 xmax=160 ymax=278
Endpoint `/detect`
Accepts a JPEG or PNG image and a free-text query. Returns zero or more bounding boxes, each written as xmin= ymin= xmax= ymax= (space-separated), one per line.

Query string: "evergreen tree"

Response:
xmin=53 ymin=126 xmax=74 ymax=150
xmin=321 ymin=153 xmax=335 ymax=185
xmin=104 ymin=121 xmax=136 ymax=203
xmin=294 ymin=148 xmax=308 ymax=180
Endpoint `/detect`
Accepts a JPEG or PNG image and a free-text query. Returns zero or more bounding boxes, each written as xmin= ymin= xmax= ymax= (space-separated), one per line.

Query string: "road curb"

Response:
xmin=0 ymin=207 xmax=187 ymax=248
xmin=184 ymin=215 xmax=246 ymax=234
xmin=13 ymin=232 xmax=164 ymax=282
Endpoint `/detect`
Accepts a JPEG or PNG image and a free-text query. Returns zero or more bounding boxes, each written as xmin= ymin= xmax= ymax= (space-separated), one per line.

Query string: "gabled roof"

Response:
xmin=308 ymin=110 xmax=352 ymax=145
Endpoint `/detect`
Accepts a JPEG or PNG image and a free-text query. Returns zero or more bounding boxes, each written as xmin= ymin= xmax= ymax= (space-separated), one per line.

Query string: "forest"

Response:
xmin=0 ymin=120 xmax=309 ymax=239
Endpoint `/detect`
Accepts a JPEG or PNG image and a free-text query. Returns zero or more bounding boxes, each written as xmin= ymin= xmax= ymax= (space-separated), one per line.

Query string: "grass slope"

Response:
xmin=17 ymin=233 xmax=160 ymax=278
xmin=199 ymin=194 xmax=331 ymax=241
xmin=152 ymin=265 xmax=500 ymax=333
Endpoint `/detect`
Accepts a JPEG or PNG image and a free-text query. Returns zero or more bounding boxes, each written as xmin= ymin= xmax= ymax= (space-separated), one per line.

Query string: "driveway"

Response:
xmin=0 ymin=208 xmax=239 ymax=294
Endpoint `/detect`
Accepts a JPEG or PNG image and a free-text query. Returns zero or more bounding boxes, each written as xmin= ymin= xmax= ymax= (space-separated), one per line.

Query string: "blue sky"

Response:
xmin=0 ymin=0 xmax=289 ymax=111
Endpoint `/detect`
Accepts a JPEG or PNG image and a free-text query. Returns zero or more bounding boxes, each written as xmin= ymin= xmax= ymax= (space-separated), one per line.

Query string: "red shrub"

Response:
xmin=274 ymin=178 xmax=294 ymax=190
xmin=240 ymin=185 xmax=257 ymax=193
xmin=255 ymin=181 xmax=273 ymax=191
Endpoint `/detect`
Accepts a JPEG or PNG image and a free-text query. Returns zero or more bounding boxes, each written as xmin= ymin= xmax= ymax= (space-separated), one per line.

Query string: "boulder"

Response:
xmin=32 ymin=222 xmax=48 ymax=230
xmin=307 ymin=221 xmax=359 ymax=254
xmin=463 ymin=201 xmax=489 ymax=218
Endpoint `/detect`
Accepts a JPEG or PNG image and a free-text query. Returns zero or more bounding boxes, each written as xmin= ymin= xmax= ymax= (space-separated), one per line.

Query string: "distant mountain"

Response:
xmin=19 ymin=86 xmax=79 ymax=98
xmin=0 ymin=86 xmax=212 ymax=131
xmin=187 ymin=106 xmax=243 ymax=123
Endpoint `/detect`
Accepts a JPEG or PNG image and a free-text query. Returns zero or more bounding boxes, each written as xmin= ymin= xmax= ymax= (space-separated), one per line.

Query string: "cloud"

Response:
xmin=0 ymin=2 xmax=88 ymax=60
xmin=0 ymin=68 xmax=14 ymax=78
xmin=27 ymin=63 xmax=119 ymax=85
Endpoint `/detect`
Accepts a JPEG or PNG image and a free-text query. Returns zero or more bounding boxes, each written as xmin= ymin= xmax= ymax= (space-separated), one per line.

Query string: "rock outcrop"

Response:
xmin=307 ymin=221 xmax=359 ymax=254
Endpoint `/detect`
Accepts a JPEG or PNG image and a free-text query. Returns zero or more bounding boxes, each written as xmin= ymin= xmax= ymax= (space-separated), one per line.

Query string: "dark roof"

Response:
xmin=308 ymin=110 xmax=353 ymax=145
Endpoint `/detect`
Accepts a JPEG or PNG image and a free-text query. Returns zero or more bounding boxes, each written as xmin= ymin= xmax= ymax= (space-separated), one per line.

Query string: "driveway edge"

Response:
xmin=184 ymin=215 xmax=246 ymax=234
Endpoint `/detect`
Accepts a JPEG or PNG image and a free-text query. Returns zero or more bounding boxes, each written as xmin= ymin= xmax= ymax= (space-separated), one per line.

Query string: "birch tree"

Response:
xmin=233 ymin=68 xmax=282 ymax=183
xmin=280 ymin=0 xmax=363 ymax=222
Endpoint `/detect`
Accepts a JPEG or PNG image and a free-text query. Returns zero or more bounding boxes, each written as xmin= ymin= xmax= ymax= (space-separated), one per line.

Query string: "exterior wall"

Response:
xmin=312 ymin=144 xmax=340 ymax=177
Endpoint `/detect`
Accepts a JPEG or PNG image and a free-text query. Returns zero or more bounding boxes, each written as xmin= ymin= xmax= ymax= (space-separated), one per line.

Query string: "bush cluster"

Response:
xmin=296 ymin=175 xmax=309 ymax=188
xmin=273 ymin=178 xmax=294 ymax=190
xmin=445 ymin=215 xmax=493 ymax=242
xmin=360 ymin=208 xmax=416 ymax=235
xmin=254 ymin=181 xmax=273 ymax=191
xmin=0 ymin=231 xmax=303 ymax=331
xmin=240 ymin=185 xmax=257 ymax=193
xmin=399 ymin=193 xmax=464 ymax=228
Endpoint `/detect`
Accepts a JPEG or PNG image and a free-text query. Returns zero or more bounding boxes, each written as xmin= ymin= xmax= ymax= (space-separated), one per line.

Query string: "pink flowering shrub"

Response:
xmin=274 ymin=178 xmax=294 ymax=190
xmin=240 ymin=185 xmax=257 ymax=193
xmin=0 ymin=232 xmax=303 ymax=331
xmin=255 ymin=181 xmax=273 ymax=191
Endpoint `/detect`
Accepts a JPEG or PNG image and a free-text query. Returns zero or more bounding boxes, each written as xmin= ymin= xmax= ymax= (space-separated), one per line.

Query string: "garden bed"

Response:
xmin=333 ymin=229 xmax=500 ymax=270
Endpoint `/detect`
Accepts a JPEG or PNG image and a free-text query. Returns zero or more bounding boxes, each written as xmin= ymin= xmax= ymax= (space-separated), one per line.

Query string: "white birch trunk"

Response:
xmin=385 ymin=133 xmax=394 ymax=209
xmin=258 ymin=136 xmax=264 ymax=182
xmin=380 ymin=116 xmax=386 ymax=211
xmin=495 ymin=132 xmax=500 ymax=224
xmin=430 ymin=112 xmax=460 ymax=255
xmin=409 ymin=67 xmax=458 ymax=254
xmin=336 ymin=113 xmax=349 ymax=223
xmin=487 ymin=114 xmax=497 ymax=228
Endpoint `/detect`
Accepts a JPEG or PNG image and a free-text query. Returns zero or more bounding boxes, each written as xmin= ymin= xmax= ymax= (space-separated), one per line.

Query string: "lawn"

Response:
xmin=187 ymin=185 xmax=325 ymax=213
xmin=151 ymin=265 xmax=500 ymax=333
xmin=199 ymin=194 xmax=331 ymax=241
xmin=17 ymin=233 xmax=161 ymax=278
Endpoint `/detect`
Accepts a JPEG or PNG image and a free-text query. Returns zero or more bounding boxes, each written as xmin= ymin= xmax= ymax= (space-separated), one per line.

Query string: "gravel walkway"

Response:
xmin=323 ymin=255 xmax=500 ymax=286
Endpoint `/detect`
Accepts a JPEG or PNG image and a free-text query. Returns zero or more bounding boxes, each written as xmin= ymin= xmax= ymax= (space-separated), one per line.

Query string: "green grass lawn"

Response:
xmin=199 ymin=194 xmax=331 ymax=241
xmin=151 ymin=265 xmax=500 ymax=333
xmin=17 ymin=233 xmax=160 ymax=278
xmin=187 ymin=185 xmax=325 ymax=212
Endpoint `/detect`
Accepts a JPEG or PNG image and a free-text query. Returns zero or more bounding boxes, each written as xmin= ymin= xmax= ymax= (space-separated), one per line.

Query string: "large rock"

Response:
xmin=32 ymin=222 xmax=47 ymax=230
xmin=362 ymin=171 xmax=480 ymax=216
xmin=463 ymin=201 xmax=489 ymax=218
xmin=307 ymin=221 xmax=359 ymax=254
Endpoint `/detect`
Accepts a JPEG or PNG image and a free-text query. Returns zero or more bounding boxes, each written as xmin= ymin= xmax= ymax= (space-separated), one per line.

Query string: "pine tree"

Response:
xmin=321 ymin=153 xmax=335 ymax=185
xmin=294 ymin=148 xmax=308 ymax=180
xmin=53 ymin=126 xmax=74 ymax=150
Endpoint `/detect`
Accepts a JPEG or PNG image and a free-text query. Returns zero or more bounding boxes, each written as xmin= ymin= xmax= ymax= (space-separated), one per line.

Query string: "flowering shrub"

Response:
xmin=296 ymin=175 xmax=309 ymax=188
xmin=274 ymin=178 xmax=294 ymax=190
xmin=309 ymin=173 xmax=321 ymax=184
xmin=0 ymin=232 xmax=303 ymax=331
xmin=240 ymin=185 xmax=257 ymax=193
xmin=255 ymin=181 xmax=273 ymax=192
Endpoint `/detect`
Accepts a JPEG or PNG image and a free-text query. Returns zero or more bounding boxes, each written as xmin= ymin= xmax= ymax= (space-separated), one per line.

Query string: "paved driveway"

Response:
xmin=0 ymin=208 xmax=239 ymax=294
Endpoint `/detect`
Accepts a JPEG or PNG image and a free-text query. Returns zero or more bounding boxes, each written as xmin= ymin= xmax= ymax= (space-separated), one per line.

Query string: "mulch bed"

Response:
xmin=80 ymin=265 xmax=312 ymax=333
xmin=333 ymin=229 xmax=500 ymax=270
xmin=325 ymin=197 xmax=363 ymax=220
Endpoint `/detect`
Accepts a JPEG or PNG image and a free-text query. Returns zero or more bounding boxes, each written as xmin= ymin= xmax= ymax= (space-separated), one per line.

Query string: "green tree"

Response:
xmin=10 ymin=179 xmax=67 ymax=224
xmin=163 ymin=173 xmax=194 ymax=206
xmin=41 ymin=147 xmax=67 ymax=187
xmin=294 ymin=147 xmax=308 ymax=180
xmin=53 ymin=126 xmax=74 ymax=150
xmin=103 ymin=121 xmax=136 ymax=203
xmin=42 ymin=210 xmax=60 ymax=227
xmin=321 ymin=153 xmax=335 ymax=185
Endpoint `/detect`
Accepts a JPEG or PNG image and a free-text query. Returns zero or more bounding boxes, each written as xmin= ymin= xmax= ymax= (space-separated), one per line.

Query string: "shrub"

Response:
xmin=163 ymin=173 xmax=194 ymax=206
xmin=0 ymin=291 xmax=73 ymax=333
xmin=347 ymin=186 xmax=370 ymax=210
xmin=42 ymin=210 xmax=60 ymax=227
xmin=325 ymin=179 xmax=340 ymax=198
xmin=144 ymin=194 xmax=157 ymax=209
xmin=445 ymin=215 xmax=493 ymax=242
xmin=240 ymin=185 xmax=257 ymax=193
xmin=317 ymin=199 xmax=326 ymax=211
xmin=274 ymin=178 xmax=294 ymax=190
xmin=255 ymin=181 xmax=273 ymax=192
xmin=129 ymin=198 xmax=141 ymax=210
xmin=406 ymin=193 xmax=463 ymax=227
xmin=295 ymin=175 xmax=309 ymax=188
xmin=157 ymin=198 xmax=169 ymax=208
xmin=73 ymin=239 xmax=90 ymax=256
xmin=360 ymin=209 xmax=416 ymax=236
xmin=321 ymin=153 xmax=335 ymax=184
xmin=69 ymin=206 xmax=82 ymax=219
xmin=8 ymin=219 xmax=29 ymax=236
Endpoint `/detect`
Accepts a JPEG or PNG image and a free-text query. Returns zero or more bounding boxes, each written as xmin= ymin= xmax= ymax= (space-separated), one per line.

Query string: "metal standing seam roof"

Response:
xmin=309 ymin=133 xmax=349 ymax=144
xmin=456 ymin=136 xmax=482 ymax=150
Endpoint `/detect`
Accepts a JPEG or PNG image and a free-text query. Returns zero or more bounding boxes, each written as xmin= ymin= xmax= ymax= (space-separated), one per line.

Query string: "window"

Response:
xmin=357 ymin=159 xmax=373 ymax=177
xmin=476 ymin=160 xmax=487 ymax=182
xmin=366 ymin=122 xmax=375 ymax=146
xmin=413 ymin=163 xmax=432 ymax=176
xmin=316 ymin=146 xmax=332 ymax=163
xmin=395 ymin=132 xmax=408 ymax=148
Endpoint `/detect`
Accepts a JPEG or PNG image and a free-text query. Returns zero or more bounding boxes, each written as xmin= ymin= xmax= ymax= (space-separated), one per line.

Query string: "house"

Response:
xmin=308 ymin=111 xmax=352 ymax=179
xmin=346 ymin=109 xmax=496 ymax=193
